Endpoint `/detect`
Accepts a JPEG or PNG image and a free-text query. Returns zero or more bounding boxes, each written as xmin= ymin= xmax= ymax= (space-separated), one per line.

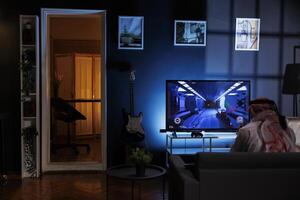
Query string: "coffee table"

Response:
xmin=106 ymin=164 xmax=166 ymax=200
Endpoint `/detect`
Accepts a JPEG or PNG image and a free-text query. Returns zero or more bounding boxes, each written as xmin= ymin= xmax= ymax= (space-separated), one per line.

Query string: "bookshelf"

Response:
xmin=20 ymin=15 xmax=40 ymax=178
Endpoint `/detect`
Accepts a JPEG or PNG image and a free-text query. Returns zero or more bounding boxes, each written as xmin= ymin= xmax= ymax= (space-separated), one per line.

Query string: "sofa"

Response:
xmin=168 ymin=117 xmax=300 ymax=200
xmin=168 ymin=153 xmax=300 ymax=200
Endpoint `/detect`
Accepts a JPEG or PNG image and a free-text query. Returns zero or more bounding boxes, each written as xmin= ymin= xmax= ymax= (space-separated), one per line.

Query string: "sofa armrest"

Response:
xmin=169 ymin=155 xmax=186 ymax=167
xmin=168 ymin=156 xmax=200 ymax=200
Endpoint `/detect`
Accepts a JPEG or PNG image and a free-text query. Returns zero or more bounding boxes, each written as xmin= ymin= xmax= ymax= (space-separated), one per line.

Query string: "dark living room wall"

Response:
xmin=0 ymin=0 xmax=300 ymax=172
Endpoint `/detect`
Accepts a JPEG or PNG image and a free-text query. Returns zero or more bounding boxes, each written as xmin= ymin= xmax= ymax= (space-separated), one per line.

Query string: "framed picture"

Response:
xmin=235 ymin=18 xmax=260 ymax=51
xmin=174 ymin=20 xmax=206 ymax=46
xmin=118 ymin=16 xmax=144 ymax=50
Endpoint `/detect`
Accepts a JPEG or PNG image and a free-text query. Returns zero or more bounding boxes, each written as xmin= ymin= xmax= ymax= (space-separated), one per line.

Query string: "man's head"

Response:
xmin=249 ymin=98 xmax=278 ymax=118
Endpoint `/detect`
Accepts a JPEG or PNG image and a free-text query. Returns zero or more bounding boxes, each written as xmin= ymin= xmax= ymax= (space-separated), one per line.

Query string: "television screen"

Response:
xmin=166 ymin=80 xmax=250 ymax=131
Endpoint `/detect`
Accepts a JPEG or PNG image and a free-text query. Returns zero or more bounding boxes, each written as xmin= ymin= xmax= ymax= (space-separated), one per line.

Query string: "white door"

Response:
xmin=41 ymin=9 xmax=107 ymax=172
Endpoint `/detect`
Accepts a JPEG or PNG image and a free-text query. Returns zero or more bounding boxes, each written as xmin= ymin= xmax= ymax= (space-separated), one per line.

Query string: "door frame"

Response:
xmin=41 ymin=8 xmax=107 ymax=172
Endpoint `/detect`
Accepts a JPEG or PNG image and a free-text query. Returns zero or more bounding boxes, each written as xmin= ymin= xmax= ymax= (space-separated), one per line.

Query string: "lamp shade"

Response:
xmin=282 ymin=64 xmax=300 ymax=94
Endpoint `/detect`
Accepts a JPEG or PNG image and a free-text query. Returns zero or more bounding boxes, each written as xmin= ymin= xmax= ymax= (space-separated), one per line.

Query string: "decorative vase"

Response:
xmin=135 ymin=163 xmax=146 ymax=177
xmin=23 ymin=135 xmax=37 ymax=177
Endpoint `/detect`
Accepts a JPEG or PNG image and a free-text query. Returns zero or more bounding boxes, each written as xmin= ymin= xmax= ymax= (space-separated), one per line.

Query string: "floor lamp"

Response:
xmin=282 ymin=63 xmax=300 ymax=117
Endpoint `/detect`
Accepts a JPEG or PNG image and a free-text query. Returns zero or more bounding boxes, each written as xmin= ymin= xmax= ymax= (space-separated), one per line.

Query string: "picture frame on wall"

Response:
xmin=174 ymin=20 xmax=206 ymax=46
xmin=235 ymin=18 xmax=260 ymax=51
xmin=118 ymin=16 xmax=144 ymax=50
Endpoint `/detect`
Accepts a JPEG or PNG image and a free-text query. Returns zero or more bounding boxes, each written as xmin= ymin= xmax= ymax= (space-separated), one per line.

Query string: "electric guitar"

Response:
xmin=122 ymin=70 xmax=145 ymax=142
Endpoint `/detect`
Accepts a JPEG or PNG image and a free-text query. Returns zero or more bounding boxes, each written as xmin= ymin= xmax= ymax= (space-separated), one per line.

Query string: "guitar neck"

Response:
xmin=129 ymin=80 xmax=134 ymax=115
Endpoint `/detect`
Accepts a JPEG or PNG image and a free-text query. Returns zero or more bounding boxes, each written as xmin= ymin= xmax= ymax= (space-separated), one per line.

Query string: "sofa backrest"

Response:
xmin=194 ymin=152 xmax=300 ymax=170
xmin=194 ymin=153 xmax=300 ymax=200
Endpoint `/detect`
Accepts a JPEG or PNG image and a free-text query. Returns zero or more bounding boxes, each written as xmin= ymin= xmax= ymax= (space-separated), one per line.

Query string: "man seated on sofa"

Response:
xmin=231 ymin=98 xmax=297 ymax=152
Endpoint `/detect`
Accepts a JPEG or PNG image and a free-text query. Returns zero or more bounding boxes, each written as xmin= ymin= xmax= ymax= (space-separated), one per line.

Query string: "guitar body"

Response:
xmin=121 ymin=70 xmax=145 ymax=145
xmin=121 ymin=109 xmax=145 ymax=143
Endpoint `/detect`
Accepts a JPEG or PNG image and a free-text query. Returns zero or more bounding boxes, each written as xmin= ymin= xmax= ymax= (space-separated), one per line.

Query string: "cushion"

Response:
xmin=287 ymin=117 xmax=300 ymax=146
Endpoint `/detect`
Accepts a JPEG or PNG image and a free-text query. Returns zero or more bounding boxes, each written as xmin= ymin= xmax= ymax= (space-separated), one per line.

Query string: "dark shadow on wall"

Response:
xmin=204 ymin=0 xmax=300 ymax=116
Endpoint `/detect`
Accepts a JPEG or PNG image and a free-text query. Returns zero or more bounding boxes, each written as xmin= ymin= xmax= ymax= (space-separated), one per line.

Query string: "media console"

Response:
xmin=162 ymin=130 xmax=219 ymax=166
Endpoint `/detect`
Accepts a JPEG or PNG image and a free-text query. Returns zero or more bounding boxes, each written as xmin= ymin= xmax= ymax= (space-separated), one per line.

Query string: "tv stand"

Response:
xmin=165 ymin=132 xmax=218 ymax=167
xmin=172 ymin=131 xmax=177 ymax=138
xmin=160 ymin=129 xmax=178 ymax=137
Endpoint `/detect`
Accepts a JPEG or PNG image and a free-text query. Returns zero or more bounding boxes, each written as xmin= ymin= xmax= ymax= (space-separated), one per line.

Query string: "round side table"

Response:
xmin=106 ymin=164 xmax=166 ymax=200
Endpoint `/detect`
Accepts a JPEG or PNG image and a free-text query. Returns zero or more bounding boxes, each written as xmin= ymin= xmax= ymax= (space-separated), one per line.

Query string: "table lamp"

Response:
xmin=282 ymin=64 xmax=300 ymax=116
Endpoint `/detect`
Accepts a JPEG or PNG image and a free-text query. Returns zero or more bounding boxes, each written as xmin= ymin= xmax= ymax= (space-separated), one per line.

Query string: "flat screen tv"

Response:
xmin=166 ymin=80 xmax=250 ymax=132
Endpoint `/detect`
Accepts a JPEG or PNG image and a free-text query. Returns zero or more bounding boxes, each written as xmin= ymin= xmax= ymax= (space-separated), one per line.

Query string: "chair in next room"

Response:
xmin=51 ymin=97 xmax=90 ymax=155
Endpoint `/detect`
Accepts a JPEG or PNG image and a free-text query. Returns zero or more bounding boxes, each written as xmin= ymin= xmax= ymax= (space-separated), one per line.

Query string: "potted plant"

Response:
xmin=20 ymin=48 xmax=36 ymax=98
xmin=129 ymin=148 xmax=153 ymax=177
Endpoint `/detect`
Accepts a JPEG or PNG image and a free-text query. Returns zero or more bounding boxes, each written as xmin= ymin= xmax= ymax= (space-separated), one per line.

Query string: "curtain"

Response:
xmin=75 ymin=54 xmax=101 ymax=136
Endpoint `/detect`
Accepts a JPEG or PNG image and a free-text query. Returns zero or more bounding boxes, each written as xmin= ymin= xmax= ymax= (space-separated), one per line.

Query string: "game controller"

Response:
xmin=191 ymin=131 xmax=203 ymax=138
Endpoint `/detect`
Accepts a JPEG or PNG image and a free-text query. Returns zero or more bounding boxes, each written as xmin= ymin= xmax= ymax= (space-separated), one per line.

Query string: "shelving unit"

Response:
xmin=20 ymin=15 xmax=40 ymax=178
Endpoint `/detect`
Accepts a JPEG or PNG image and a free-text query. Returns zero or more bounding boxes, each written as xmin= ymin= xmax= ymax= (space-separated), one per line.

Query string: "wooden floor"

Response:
xmin=0 ymin=173 xmax=167 ymax=200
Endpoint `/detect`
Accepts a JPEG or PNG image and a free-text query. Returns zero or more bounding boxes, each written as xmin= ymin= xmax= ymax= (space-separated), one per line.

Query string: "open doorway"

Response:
xmin=41 ymin=9 xmax=106 ymax=172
